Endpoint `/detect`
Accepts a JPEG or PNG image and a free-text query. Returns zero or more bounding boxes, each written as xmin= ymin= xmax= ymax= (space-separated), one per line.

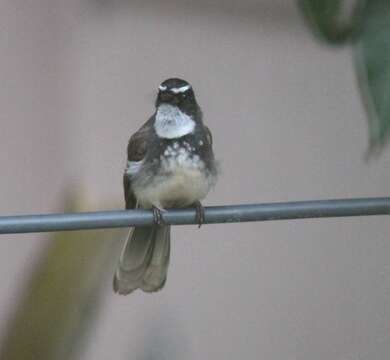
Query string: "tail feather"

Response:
xmin=141 ymin=225 xmax=170 ymax=292
xmin=113 ymin=225 xmax=171 ymax=295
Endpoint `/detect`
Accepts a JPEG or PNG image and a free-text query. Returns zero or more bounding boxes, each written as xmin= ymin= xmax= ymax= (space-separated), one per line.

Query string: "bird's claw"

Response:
xmin=194 ymin=201 xmax=205 ymax=228
xmin=152 ymin=206 xmax=164 ymax=226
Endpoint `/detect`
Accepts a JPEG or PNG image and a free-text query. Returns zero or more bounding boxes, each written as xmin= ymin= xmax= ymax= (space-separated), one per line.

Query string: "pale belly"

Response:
xmin=134 ymin=167 xmax=212 ymax=209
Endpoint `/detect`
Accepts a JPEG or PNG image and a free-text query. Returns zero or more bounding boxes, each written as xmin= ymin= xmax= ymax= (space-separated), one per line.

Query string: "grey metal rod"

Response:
xmin=0 ymin=197 xmax=389 ymax=234
xmin=1 ymin=197 xmax=390 ymax=235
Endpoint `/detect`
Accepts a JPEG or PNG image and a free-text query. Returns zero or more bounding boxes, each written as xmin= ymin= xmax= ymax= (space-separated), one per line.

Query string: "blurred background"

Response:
xmin=0 ymin=0 xmax=390 ymax=359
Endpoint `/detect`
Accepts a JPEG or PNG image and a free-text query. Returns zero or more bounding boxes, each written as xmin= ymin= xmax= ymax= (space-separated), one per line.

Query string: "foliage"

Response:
xmin=0 ymin=198 xmax=124 ymax=360
xmin=299 ymin=0 xmax=390 ymax=153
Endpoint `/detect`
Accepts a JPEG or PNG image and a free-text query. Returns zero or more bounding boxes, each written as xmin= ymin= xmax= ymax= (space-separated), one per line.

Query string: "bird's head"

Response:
xmin=155 ymin=78 xmax=198 ymax=115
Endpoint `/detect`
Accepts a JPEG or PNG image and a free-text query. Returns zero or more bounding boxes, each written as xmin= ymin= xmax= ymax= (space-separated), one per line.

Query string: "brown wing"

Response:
xmin=123 ymin=118 xmax=154 ymax=209
xmin=204 ymin=125 xmax=213 ymax=147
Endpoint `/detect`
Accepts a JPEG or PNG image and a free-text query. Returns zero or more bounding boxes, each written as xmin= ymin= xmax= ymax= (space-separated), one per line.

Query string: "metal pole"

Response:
xmin=0 ymin=197 xmax=389 ymax=234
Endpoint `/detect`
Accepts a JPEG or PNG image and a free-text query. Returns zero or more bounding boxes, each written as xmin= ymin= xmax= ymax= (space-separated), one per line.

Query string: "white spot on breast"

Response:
xmin=199 ymin=140 xmax=203 ymax=146
xmin=160 ymin=147 xmax=204 ymax=173
xmin=134 ymin=151 xmax=212 ymax=209
xmin=132 ymin=140 xmax=216 ymax=209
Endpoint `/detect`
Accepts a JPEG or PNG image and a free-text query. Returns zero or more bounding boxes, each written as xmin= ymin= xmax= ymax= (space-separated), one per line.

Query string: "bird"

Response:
xmin=113 ymin=78 xmax=218 ymax=295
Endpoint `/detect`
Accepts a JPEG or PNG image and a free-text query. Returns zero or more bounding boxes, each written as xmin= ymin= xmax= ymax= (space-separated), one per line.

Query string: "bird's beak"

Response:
xmin=160 ymin=92 xmax=179 ymax=105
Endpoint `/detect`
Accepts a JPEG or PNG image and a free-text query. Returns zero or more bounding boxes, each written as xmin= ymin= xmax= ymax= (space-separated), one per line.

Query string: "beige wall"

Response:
xmin=1 ymin=1 xmax=390 ymax=359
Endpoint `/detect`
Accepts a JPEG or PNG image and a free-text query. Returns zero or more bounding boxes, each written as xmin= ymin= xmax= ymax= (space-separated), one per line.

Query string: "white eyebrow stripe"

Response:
xmin=170 ymin=85 xmax=191 ymax=93
xmin=159 ymin=85 xmax=167 ymax=91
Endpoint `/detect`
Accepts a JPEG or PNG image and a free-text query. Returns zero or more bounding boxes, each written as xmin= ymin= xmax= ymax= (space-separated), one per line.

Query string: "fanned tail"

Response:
xmin=113 ymin=225 xmax=171 ymax=295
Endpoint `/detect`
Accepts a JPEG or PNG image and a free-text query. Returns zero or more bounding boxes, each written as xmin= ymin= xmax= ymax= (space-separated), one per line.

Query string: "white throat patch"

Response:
xmin=155 ymin=104 xmax=195 ymax=139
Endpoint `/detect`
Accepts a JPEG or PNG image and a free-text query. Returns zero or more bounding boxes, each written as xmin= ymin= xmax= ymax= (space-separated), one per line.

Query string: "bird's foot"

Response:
xmin=193 ymin=201 xmax=205 ymax=228
xmin=152 ymin=206 xmax=165 ymax=226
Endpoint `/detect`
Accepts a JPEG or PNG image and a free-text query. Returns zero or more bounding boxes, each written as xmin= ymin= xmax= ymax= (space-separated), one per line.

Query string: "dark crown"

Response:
xmin=159 ymin=78 xmax=190 ymax=91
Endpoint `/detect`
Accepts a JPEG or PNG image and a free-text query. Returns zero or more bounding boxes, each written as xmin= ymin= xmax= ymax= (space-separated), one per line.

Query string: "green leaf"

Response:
xmin=0 ymin=195 xmax=125 ymax=360
xmin=355 ymin=0 xmax=390 ymax=153
xmin=298 ymin=0 xmax=365 ymax=44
